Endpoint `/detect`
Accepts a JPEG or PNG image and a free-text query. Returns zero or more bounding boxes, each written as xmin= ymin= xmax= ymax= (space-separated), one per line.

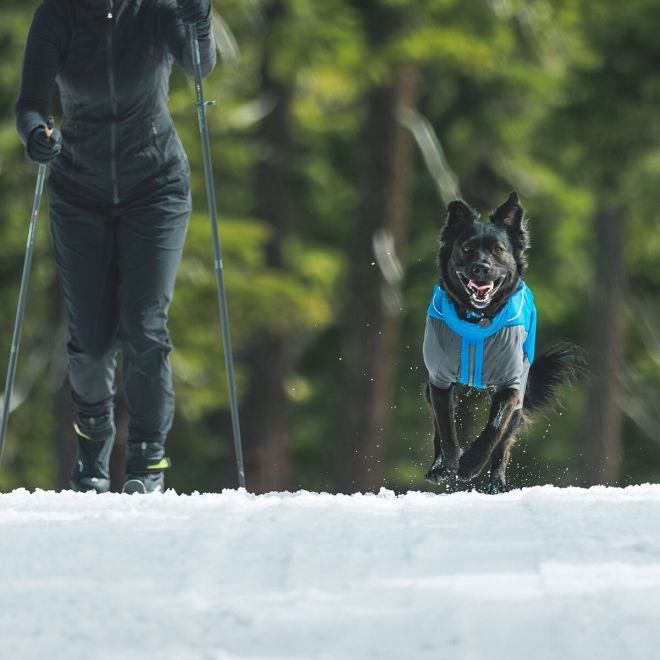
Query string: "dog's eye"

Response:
xmin=462 ymin=244 xmax=472 ymax=253
xmin=493 ymin=245 xmax=505 ymax=255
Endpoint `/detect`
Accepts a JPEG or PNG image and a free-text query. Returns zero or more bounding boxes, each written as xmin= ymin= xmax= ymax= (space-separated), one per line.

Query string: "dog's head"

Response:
xmin=438 ymin=191 xmax=529 ymax=317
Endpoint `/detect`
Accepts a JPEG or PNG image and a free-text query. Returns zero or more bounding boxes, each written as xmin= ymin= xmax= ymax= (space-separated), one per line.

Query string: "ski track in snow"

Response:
xmin=1 ymin=485 xmax=660 ymax=660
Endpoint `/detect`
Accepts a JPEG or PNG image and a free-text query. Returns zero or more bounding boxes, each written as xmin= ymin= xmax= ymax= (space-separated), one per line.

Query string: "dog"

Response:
xmin=422 ymin=191 xmax=578 ymax=493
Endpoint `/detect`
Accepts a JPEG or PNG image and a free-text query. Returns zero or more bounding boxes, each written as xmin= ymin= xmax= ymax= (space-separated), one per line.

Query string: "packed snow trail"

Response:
xmin=1 ymin=485 xmax=659 ymax=660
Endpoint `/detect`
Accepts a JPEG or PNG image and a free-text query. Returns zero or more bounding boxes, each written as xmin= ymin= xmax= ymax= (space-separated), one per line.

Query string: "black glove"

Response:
xmin=26 ymin=124 xmax=62 ymax=164
xmin=177 ymin=0 xmax=211 ymax=25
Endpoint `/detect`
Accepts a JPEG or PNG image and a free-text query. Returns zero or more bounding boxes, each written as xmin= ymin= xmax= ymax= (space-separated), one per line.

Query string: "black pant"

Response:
xmin=48 ymin=174 xmax=190 ymax=465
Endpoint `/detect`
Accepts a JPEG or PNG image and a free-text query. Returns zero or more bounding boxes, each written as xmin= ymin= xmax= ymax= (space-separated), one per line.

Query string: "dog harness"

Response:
xmin=423 ymin=282 xmax=536 ymax=405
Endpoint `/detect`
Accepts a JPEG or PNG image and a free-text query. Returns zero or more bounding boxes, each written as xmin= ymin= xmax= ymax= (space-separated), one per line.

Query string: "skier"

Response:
xmin=15 ymin=0 xmax=216 ymax=493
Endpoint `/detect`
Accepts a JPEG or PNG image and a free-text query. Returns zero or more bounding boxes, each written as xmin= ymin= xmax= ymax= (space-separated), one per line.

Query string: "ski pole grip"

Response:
xmin=45 ymin=116 xmax=54 ymax=138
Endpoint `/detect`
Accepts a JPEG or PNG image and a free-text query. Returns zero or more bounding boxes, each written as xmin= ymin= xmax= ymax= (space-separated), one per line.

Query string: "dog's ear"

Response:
xmin=446 ymin=199 xmax=477 ymax=229
xmin=490 ymin=191 xmax=524 ymax=232
xmin=490 ymin=191 xmax=529 ymax=274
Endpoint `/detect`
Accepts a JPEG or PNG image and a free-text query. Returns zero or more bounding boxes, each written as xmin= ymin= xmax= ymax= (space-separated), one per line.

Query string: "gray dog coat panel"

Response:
xmin=423 ymin=283 xmax=536 ymax=410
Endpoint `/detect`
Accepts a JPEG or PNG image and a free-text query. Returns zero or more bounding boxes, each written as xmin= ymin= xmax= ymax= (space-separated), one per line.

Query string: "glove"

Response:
xmin=177 ymin=0 xmax=211 ymax=25
xmin=26 ymin=124 xmax=62 ymax=164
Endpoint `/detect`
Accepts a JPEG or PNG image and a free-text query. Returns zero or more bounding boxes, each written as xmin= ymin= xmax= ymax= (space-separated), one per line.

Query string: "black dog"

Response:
xmin=422 ymin=192 xmax=577 ymax=493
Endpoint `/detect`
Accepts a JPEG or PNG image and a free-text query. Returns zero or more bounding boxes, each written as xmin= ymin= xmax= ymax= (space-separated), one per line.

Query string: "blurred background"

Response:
xmin=1 ymin=0 xmax=659 ymax=494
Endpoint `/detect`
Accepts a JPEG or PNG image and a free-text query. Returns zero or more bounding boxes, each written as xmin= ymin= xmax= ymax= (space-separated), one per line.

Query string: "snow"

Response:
xmin=1 ymin=485 xmax=660 ymax=660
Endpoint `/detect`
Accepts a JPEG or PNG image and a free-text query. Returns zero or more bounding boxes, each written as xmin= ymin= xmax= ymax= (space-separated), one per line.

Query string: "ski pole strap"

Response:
xmin=126 ymin=456 xmax=172 ymax=473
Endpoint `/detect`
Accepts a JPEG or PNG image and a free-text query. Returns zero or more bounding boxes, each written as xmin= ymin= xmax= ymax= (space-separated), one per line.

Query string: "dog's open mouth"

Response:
xmin=457 ymin=273 xmax=503 ymax=309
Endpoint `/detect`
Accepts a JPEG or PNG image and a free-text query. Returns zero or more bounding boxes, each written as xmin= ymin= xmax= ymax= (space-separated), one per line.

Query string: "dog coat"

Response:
xmin=423 ymin=282 xmax=536 ymax=407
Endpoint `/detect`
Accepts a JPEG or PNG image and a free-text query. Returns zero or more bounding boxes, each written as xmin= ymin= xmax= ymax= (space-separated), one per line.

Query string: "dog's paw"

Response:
xmin=457 ymin=445 xmax=489 ymax=481
xmin=486 ymin=474 xmax=508 ymax=494
xmin=424 ymin=457 xmax=456 ymax=485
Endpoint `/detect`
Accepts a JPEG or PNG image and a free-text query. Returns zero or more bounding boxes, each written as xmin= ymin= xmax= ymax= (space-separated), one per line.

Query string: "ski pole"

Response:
xmin=0 ymin=118 xmax=54 ymax=465
xmin=188 ymin=23 xmax=246 ymax=489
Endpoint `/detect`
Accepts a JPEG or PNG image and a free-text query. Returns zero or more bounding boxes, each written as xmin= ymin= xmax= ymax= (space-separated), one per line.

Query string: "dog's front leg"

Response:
xmin=425 ymin=382 xmax=462 ymax=484
xmin=487 ymin=410 xmax=522 ymax=494
xmin=457 ymin=388 xmax=520 ymax=482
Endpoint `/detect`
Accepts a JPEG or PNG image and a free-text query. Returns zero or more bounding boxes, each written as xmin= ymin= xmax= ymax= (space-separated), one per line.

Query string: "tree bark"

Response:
xmin=241 ymin=0 xmax=293 ymax=493
xmin=336 ymin=62 xmax=420 ymax=493
xmin=581 ymin=203 xmax=626 ymax=485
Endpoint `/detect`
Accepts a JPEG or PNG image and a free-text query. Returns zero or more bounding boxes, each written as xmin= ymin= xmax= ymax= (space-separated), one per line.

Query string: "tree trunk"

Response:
xmin=241 ymin=0 xmax=293 ymax=493
xmin=336 ymin=62 xmax=420 ymax=493
xmin=581 ymin=203 xmax=627 ymax=485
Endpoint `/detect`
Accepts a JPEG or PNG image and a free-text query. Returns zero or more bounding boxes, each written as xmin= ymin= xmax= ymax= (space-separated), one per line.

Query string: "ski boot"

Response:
xmin=122 ymin=443 xmax=171 ymax=494
xmin=69 ymin=413 xmax=115 ymax=494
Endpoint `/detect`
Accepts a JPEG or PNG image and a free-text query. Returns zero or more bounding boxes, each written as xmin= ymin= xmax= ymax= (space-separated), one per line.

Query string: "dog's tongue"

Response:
xmin=468 ymin=280 xmax=494 ymax=295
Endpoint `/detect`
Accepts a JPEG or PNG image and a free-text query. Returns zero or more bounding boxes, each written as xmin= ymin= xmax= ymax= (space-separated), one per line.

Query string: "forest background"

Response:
xmin=1 ymin=0 xmax=659 ymax=494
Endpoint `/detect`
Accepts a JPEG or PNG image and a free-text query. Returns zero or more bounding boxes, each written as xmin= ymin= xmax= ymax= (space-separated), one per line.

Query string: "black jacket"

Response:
xmin=16 ymin=0 xmax=216 ymax=205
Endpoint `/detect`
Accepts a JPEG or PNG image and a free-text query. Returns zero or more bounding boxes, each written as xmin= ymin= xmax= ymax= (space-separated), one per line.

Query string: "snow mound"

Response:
xmin=2 ymin=484 xmax=660 ymax=659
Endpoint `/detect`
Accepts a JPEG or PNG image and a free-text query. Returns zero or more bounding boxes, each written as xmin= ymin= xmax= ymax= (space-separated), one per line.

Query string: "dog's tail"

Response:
xmin=523 ymin=343 xmax=586 ymax=414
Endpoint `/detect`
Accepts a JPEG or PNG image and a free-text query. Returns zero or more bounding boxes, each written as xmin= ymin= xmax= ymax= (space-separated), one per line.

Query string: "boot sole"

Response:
xmin=70 ymin=477 xmax=110 ymax=494
xmin=122 ymin=479 xmax=148 ymax=495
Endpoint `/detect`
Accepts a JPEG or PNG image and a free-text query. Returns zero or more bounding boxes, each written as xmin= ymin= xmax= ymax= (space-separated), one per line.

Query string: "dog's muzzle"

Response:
xmin=457 ymin=272 xmax=503 ymax=309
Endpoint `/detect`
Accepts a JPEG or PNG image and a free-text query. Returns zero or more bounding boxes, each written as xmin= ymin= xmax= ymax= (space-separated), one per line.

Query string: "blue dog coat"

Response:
xmin=423 ymin=282 xmax=536 ymax=408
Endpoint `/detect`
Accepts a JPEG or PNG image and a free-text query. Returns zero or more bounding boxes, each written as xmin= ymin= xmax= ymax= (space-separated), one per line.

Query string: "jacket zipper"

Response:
xmin=106 ymin=1 xmax=119 ymax=204
xmin=467 ymin=343 xmax=475 ymax=387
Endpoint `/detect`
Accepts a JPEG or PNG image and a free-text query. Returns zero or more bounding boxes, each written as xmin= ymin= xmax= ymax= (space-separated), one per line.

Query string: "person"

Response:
xmin=15 ymin=0 xmax=216 ymax=493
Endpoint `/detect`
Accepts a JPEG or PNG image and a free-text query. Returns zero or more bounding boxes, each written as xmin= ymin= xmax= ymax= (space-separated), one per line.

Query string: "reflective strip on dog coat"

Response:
xmin=423 ymin=282 xmax=536 ymax=407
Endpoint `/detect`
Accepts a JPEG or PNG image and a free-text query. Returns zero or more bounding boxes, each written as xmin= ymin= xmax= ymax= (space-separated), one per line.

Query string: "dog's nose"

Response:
xmin=470 ymin=262 xmax=491 ymax=278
